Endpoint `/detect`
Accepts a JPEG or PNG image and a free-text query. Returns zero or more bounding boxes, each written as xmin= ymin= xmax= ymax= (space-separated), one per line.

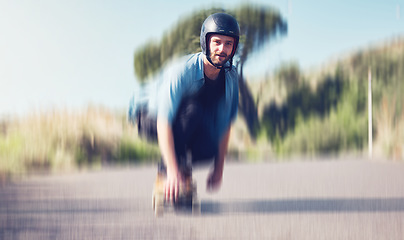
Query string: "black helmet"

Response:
xmin=200 ymin=13 xmax=240 ymax=69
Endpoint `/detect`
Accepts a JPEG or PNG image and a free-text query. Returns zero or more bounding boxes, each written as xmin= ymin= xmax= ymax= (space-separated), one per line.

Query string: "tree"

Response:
xmin=133 ymin=4 xmax=287 ymax=138
xmin=134 ymin=8 xmax=223 ymax=81
xmin=275 ymin=61 xmax=301 ymax=93
xmin=231 ymin=4 xmax=287 ymax=138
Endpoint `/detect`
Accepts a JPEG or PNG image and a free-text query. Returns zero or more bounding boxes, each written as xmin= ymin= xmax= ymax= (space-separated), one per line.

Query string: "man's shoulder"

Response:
xmin=166 ymin=52 xmax=202 ymax=70
xmin=163 ymin=52 xmax=204 ymax=81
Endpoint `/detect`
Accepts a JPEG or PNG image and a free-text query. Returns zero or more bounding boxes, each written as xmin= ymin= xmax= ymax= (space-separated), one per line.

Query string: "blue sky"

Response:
xmin=0 ymin=0 xmax=403 ymax=116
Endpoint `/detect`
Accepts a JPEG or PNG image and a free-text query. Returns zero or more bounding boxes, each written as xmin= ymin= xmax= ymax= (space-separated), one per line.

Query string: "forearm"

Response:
xmin=215 ymin=127 xmax=231 ymax=172
xmin=157 ymin=119 xmax=178 ymax=175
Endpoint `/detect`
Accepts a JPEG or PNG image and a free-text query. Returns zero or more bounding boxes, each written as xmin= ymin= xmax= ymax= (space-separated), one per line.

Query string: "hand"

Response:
xmin=165 ymin=169 xmax=183 ymax=203
xmin=207 ymin=168 xmax=223 ymax=193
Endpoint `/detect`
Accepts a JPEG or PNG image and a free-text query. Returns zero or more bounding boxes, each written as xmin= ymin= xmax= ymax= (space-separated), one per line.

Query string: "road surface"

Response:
xmin=1 ymin=158 xmax=404 ymax=239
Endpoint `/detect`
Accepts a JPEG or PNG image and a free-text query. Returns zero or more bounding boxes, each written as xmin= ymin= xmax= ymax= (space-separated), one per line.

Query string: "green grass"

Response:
xmin=0 ymin=106 xmax=161 ymax=175
xmin=242 ymin=37 xmax=404 ymax=161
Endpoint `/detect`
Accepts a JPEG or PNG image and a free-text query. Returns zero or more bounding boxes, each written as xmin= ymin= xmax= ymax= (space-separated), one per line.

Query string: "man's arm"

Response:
xmin=207 ymin=126 xmax=232 ymax=192
xmin=156 ymin=119 xmax=182 ymax=202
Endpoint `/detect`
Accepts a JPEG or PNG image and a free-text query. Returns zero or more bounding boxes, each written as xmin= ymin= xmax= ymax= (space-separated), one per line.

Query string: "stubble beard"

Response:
xmin=209 ymin=51 xmax=230 ymax=67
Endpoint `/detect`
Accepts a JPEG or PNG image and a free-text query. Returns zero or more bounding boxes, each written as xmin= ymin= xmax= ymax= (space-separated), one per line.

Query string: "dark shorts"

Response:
xmin=136 ymin=97 xmax=218 ymax=174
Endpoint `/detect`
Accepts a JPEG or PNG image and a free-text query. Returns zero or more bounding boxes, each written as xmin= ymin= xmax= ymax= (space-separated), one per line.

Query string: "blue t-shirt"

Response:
xmin=128 ymin=52 xmax=239 ymax=144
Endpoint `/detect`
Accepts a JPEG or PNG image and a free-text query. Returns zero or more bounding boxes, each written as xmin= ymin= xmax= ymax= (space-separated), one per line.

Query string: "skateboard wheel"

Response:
xmin=192 ymin=199 xmax=201 ymax=215
xmin=154 ymin=195 xmax=164 ymax=217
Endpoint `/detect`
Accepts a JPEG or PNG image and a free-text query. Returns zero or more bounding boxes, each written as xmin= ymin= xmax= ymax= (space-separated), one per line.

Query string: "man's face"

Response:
xmin=208 ymin=34 xmax=235 ymax=67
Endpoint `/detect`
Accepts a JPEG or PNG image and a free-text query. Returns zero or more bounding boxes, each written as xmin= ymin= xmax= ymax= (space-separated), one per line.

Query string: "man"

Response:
xmin=128 ymin=13 xmax=240 ymax=202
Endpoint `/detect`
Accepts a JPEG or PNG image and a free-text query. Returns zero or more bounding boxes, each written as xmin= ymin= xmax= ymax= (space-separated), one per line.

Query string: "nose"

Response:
xmin=217 ymin=43 xmax=224 ymax=52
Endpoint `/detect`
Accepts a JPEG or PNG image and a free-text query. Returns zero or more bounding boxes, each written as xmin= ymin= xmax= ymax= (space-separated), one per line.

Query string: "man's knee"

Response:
xmin=137 ymin=107 xmax=158 ymax=142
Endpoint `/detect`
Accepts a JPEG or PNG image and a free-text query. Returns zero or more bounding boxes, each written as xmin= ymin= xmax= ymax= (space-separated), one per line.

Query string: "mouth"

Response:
xmin=215 ymin=54 xmax=227 ymax=61
xmin=216 ymin=53 xmax=227 ymax=58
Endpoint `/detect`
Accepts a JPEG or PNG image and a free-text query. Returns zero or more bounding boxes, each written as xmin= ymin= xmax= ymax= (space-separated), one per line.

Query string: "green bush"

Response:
xmin=0 ymin=107 xmax=161 ymax=174
xmin=116 ymin=134 xmax=160 ymax=164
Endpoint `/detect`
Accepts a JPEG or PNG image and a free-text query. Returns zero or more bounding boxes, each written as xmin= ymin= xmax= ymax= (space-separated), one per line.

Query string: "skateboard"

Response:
xmin=152 ymin=173 xmax=200 ymax=216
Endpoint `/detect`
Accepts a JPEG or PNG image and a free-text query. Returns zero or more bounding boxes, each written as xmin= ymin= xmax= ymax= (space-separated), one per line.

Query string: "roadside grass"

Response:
xmin=280 ymin=79 xmax=367 ymax=156
xmin=0 ymin=106 xmax=160 ymax=175
xmin=374 ymin=95 xmax=404 ymax=160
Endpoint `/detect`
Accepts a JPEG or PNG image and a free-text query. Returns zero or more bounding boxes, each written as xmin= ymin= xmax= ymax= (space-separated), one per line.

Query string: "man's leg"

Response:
xmin=136 ymin=105 xmax=158 ymax=142
xmin=187 ymin=106 xmax=218 ymax=166
xmin=173 ymin=100 xmax=219 ymax=172
xmin=136 ymin=99 xmax=215 ymax=175
xmin=159 ymin=97 xmax=204 ymax=177
xmin=189 ymin=127 xmax=218 ymax=165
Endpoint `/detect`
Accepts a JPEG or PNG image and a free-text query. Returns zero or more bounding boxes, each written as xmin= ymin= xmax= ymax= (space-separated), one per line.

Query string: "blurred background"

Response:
xmin=1 ymin=0 xmax=403 ymax=176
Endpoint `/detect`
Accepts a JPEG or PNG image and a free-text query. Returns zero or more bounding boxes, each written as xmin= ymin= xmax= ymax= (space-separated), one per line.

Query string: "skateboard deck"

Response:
xmin=152 ymin=174 xmax=200 ymax=216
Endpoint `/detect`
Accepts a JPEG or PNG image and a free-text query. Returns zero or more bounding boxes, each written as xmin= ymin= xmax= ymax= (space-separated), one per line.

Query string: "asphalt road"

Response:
xmin=1 ymin=158 xmax=404 ymax=240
